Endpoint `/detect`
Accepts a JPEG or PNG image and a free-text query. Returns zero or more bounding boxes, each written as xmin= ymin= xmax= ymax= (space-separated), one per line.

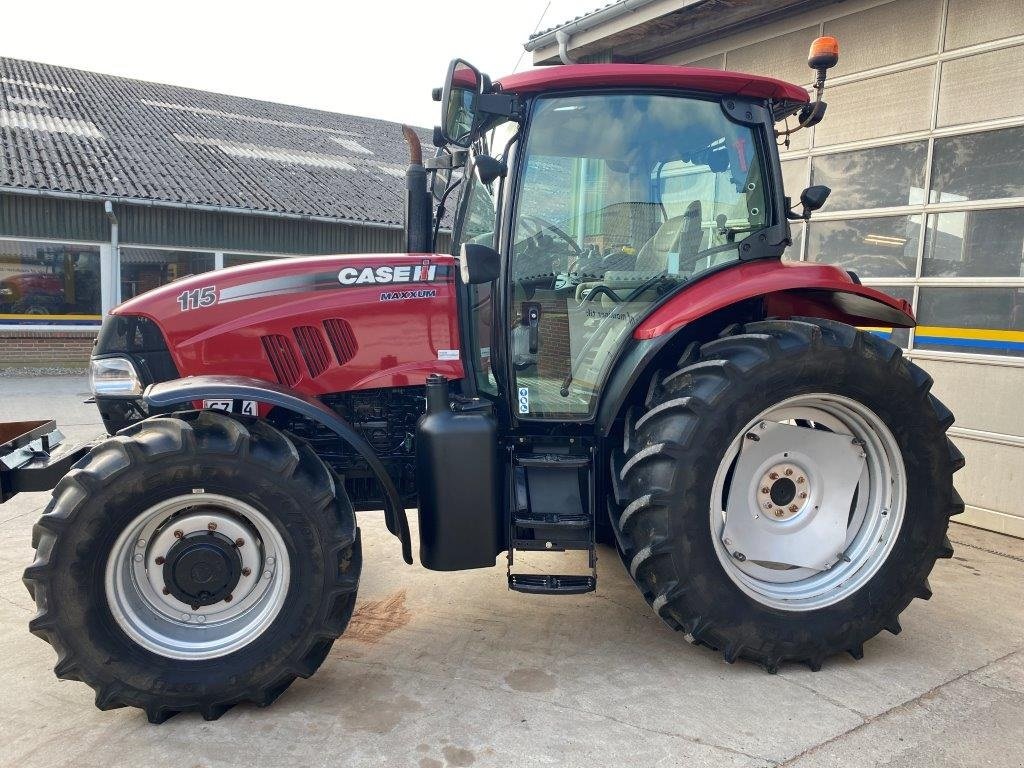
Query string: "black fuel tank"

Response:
xmin=415 ymin=375 xmax=501 ymax=571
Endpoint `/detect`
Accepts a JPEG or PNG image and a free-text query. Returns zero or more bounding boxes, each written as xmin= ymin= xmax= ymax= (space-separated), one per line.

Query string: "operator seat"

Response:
xmin=634 ymin=200 xmax=703 ymax=275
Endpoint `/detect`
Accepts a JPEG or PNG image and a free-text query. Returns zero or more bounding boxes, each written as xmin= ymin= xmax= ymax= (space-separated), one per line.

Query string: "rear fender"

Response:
xmin=144 ymin=375 xmax=413 ymax=564
xmin=633 ymin=260 xmax=914 ymax=340
xmin=597 ymin=260 xmax=915 ymax=438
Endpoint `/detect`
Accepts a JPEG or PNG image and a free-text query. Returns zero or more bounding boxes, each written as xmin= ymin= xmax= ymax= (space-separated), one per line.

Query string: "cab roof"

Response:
xmin=495 ymin=64 xmax=810 ymax=104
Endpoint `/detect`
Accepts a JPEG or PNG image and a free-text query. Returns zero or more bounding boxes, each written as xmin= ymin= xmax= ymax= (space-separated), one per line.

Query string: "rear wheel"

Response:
xmin=24 ymin=410 xmax=360 ymax=722
xmin=613 ymin=318 xmax=964 ymax=670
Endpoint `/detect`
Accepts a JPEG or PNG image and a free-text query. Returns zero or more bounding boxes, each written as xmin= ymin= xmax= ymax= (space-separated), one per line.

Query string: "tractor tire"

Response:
xmin=612 ymin=318 xmax=963 ymax=672
xmin=23 ymin=410 xmax=361 ymax=723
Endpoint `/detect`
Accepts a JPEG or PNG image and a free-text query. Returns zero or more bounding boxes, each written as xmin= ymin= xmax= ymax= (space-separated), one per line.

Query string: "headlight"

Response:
xmin=89 ymin=357 xmax=143 ymax=397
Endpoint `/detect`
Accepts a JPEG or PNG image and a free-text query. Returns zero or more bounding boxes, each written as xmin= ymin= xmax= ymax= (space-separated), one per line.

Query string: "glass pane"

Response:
xmin=783 ymin=223 xmax=804 ymax=262
xmin=811 ymin=142 xmax=927 ymax=211
xmin=806 ymin=215 xmax=921 ymax=278
xmin=862 ymin=285 xmax=912 ymax=348
xmin=0 ymin=240 xmax=101 ymax=323
xmin=120 ymin=248 xmax=215 ymax=300
xmin=923 ymin=208 xmax=1024 ymax=277
xmin=930 ymin=126 xmax=1024 ymax=203
xmin=780 ymin=157 xmax=807 ymax=199
xmin=510 ymin=93 xmax=769 ymax=418
xmin=223 ymin=253 xmax=285 ymax=268
xmin=917 ymin=287 xmax=1024 ymax=357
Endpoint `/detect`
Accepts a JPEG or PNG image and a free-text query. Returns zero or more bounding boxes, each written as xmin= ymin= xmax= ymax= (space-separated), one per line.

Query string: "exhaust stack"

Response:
xmin=402 ymin=125 xmax=431 ymax=253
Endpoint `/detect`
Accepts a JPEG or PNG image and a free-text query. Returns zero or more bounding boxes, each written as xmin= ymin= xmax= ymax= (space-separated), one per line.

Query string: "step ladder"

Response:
xmin=506 ymin=438 xmax=597 ymax=595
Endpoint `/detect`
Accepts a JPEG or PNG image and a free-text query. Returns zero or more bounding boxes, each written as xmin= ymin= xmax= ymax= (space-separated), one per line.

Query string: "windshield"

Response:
xmin=509 ymin=93 xmax=769 ymax=419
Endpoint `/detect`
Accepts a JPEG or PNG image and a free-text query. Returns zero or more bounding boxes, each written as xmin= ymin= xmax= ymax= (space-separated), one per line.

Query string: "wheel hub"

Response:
xmin=162 ymin=530 xmax=242 ymax=607
xmin=758 ymin=462 xmax=808 ymax=520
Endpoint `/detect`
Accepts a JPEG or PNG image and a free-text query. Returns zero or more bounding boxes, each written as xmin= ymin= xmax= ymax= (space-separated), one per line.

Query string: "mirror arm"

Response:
xmin=478 ymin=93 xmax=524 ymax=121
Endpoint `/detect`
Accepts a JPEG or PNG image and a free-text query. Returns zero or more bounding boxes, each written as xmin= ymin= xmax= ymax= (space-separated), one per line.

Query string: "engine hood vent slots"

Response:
xmin=323 ymin=318 xmax=358 ymax=366
xmin=260 ymin=334 xmax=301 ymax=386
xmin=293 ymin=325 xmax=331 ymax=378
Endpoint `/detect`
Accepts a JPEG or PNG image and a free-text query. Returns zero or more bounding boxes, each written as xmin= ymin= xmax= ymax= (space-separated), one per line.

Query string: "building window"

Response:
xmin=811 ymin=141 xmax=928 ymax=212
xmin=806 ymin=215 xmax=921 ymax=278
xmin=923 ymin=208 xmax=1024 ymax=278
xmin=222 ymin=253 xmax=287 ymax=268
xmin=119 ymin=248 xmax=215 ymax=300
xmin=0 ymin=239 xmax=101 ymax=324
xmin=930 ymin=125 xmax=1024 ymax=203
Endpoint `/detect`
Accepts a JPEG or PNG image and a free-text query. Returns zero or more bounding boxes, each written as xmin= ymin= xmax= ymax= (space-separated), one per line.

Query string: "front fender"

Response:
xmin=144 ymin=375 xmax=413 ymax=564
xmin=633 ymin=260 xmax=914 ymax=340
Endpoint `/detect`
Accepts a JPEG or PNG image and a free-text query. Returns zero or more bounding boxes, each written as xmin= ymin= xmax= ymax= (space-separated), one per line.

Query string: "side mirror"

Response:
xmin=474 ymin=154 xmax=507 ymax=185
xmin=459 ymin=243 xmax=501 ymax=284
xmin=800 ymin=185 xmax=831 ymax=214
xmin=440 ymin=59 xmax=482 ymax=148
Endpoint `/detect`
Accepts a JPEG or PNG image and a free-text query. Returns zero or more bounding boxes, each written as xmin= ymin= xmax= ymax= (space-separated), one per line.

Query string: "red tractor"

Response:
xmin=2 ymin=39 xmax=963 ymax=723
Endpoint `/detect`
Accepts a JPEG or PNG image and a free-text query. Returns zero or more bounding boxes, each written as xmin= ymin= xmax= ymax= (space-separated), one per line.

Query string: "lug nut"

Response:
xmin=235 ymin=538 xmax=245 ymax=547
xmin=797 ymin=476 xmax=805 ymax=484
xmin=763 ymin=501 xmax=772 ymax=509
xmin=242 ymin=567 xmax=252 ymax=577
xmin=784 ymin=468 xmax=793 ymax=476
xmin=760 ymin=486 xmax=770 ymax=494
xmin=769 ymin=472 xmax=779 ymax=480
xmin=799 ymin=492 xmax=808 ymax=499
xmin=174 ymin=529 xmax=184 ymax=539
xmin=155 ymin=556 xmax=165 ymax=565
xmin=774 ymin=509 xmax=784 ymax=518
xmin=133 ymin=553 xmax=143 ymax=563
xmin=789 ymin=504 xmax=798 ymax=513
xmin=207 ymin=522 xmax=217 ymax=531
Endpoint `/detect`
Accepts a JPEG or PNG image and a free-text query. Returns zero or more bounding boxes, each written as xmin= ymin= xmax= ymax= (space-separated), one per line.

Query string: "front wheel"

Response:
xmin=24 ymin=410 xmax=361 ymax=722
xmin=613 ymin=318 xmax=964 ymax=671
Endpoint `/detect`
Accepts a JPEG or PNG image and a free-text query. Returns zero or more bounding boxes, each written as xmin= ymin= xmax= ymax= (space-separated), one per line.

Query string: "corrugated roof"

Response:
xmin=0 ymin=57 xmax=429 ymax=227
xmin=529 ymin=1 xmax=629 ymax=40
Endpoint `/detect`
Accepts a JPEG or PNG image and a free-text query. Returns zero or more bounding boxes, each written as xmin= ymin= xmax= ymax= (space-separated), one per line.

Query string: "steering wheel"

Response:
xmin=519 ymin=215 xmax=584 ymax=257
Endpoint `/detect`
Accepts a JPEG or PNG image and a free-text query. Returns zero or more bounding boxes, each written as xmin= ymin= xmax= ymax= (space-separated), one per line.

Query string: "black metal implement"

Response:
xmin=0 ymin=420 xmax=92 ymax=503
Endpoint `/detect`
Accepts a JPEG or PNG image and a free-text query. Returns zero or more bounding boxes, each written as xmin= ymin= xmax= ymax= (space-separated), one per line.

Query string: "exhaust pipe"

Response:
xmin=402 ymin=125 xmax=431 ymax=253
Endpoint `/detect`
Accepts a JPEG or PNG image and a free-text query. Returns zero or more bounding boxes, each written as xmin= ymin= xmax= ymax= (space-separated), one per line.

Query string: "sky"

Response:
xmin=0 ymin=0 xmax=600 ymax=128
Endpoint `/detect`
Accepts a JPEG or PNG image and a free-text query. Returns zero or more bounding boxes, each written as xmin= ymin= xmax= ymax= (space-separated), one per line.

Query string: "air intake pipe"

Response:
xmin=402 ymin=125 xmax=431 ymax=254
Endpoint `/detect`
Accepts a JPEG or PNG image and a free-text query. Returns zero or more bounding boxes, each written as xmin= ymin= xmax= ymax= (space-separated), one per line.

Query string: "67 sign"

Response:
xmin=177 ymin=285 xmax=217 ymax=312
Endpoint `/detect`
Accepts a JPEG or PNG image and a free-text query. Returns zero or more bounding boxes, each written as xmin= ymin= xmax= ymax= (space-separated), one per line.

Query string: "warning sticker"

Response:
xmin=517 ymin=387 xmax=530 ymax=414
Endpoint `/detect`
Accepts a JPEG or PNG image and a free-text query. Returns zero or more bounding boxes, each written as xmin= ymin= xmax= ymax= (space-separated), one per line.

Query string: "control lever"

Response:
xmin=512 ymin=302 xmax=542 ymax=370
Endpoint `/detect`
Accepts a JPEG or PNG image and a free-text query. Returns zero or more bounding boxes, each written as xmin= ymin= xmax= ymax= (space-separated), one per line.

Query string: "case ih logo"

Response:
xmin=337 ymin=262 xmax=438 ymax=285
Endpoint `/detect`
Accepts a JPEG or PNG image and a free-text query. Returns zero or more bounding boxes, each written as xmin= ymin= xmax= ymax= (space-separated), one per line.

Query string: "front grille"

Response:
xmin=260 ymin=334 xmax=301 ymax=386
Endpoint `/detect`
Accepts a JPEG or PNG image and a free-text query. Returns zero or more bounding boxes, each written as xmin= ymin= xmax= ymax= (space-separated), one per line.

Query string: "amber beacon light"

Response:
xmin=808 ymin=36 xmax=840 ymax=75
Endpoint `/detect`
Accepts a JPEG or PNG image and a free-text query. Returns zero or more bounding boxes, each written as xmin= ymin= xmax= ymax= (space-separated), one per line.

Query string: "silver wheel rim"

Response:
xmin=105 ymin=493 xmax=290 ymax=660
xmin=709 ymin=393 xmax=906 ymax=611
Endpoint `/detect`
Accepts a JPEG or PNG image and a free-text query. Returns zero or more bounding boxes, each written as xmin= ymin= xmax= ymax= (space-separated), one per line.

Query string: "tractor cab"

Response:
xmin=426 ymin=58 xmax=822 ymax=424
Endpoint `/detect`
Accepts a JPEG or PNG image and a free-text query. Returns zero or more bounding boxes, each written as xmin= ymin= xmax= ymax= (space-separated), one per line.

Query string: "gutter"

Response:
xmin=103 ymin=200 xmax=119 ymax=315
xmin=0 ymin=185 xmax=403 ymax=231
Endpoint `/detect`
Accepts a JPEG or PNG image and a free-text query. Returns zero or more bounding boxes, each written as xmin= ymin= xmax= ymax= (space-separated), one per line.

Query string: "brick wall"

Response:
xmin=0 ymin=329 xmax=96 ymax=366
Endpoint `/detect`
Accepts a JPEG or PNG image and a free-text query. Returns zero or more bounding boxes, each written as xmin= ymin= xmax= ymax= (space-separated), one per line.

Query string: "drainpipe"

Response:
xmin=103 ymin=200 xmax=119 ymax=314
xmin=555 ymin=29 xmax=576 ymax=65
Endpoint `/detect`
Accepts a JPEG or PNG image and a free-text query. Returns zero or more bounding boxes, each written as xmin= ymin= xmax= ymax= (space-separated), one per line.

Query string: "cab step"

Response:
xmin=508 ymin=573 xmax=596 ymax=595
xmin=506 ymin=437 xmax=598 ymax=595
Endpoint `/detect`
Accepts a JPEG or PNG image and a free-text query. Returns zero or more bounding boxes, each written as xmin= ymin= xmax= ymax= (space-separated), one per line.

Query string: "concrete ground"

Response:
xmin=1 ymin=375 xmax=1023 ymax=768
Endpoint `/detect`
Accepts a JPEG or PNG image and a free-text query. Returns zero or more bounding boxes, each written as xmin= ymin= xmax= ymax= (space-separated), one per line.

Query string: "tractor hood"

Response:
xmin=111 ymin=253 xmax=464 ymax=395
